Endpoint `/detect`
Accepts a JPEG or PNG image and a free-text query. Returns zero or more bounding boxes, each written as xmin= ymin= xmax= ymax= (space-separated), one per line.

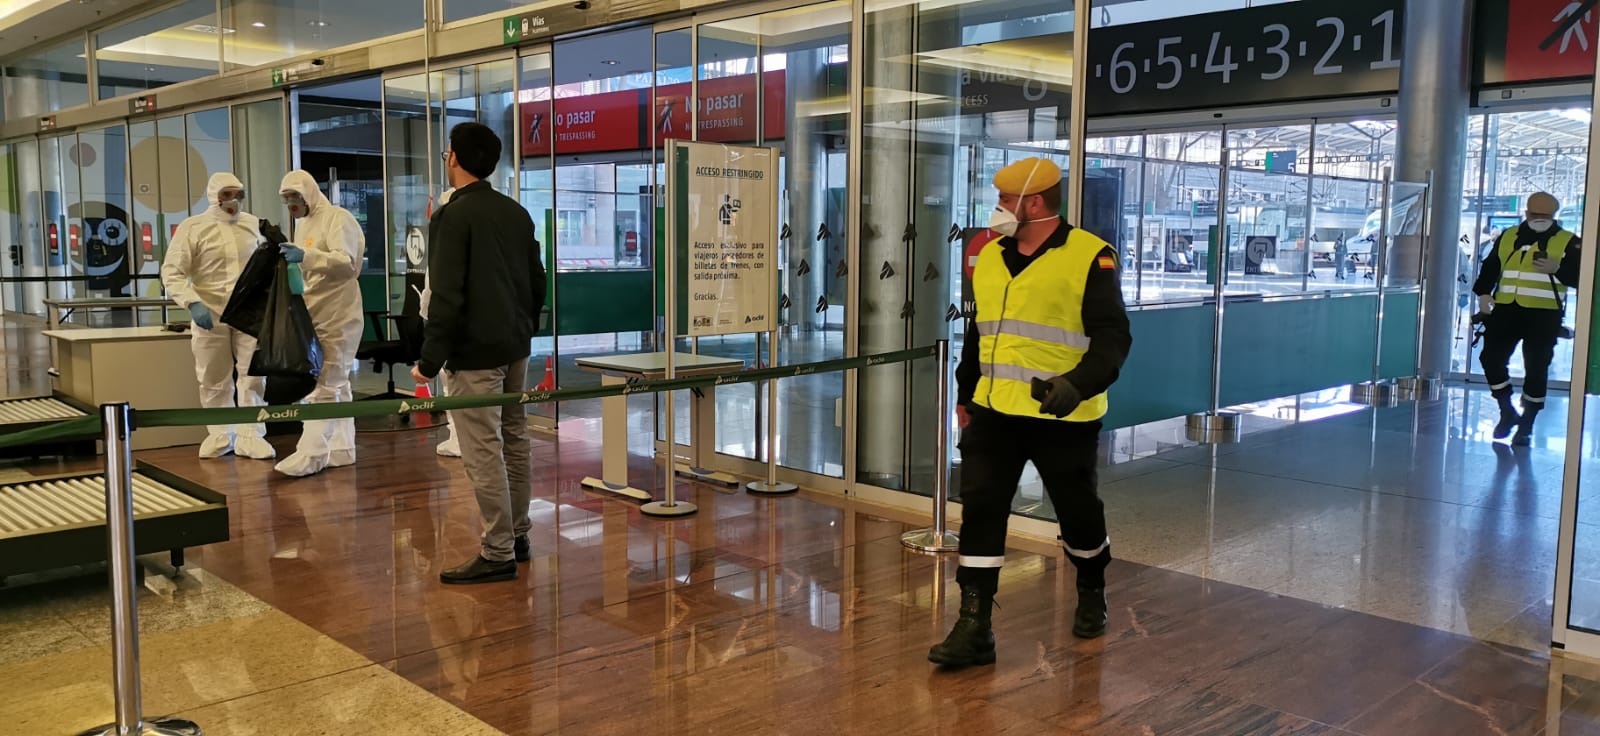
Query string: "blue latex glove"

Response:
xmin=188 ymin=303 xmax=213 ymax=330
xmin=280 ymin=244 xmax=304 ymax=263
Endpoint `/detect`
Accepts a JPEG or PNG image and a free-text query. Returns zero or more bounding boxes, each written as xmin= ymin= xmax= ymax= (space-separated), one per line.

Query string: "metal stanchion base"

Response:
xmin=580 ymin=477 xmax=652 ymax=502
xmin=746 ymin=480 xmax=798 ymax=494
xmin=1395 ymin=374 xmax=1443 ymax=402
xmin=79 ymin=716 xmax=201 ymax=736
xmin=641 ymin=500 xmax=699 ymax=517
xmin=1350 ymin=380 xmax=1400 ymax=407
xmin=674 ymin=462 xmax=740 ymax=487
xmin=901 ymin=528 xmax=959 ymax=553
xmin=1185 ymin=411 xmax=1241 ymax=444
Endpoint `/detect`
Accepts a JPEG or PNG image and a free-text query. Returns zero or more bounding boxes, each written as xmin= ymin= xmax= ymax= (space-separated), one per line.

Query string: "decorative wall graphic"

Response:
xmin=923 ymin=263 xmax=940 ymax=282
xmin=947 ymin=223 xmax=962 ymax=243
xmin=879 ymin=261 xmax=895 ymax=280
xmin=901 ymin=223 xmax=917 ymax=243
xmin=836 ymin=260 xmax=848 ymax=278
xmin=861 ymin=223 xmax=881 ymax=241
xmin=814 ymin=295 xmax=828 ymax=313
xmin=900 ymin=301 xmax=915 ymax=319
xmin=780 ymin=223 xmax=792 ymax=240
xmin=946 ymin=304 xmax=962 ymax=322
xmin=780 ymin=294 xmax=791 ymax=310
xmin=796 ymin=258 xmax=811 ymax=276
xmin=816 ymin=223 xmax=830 ymax=241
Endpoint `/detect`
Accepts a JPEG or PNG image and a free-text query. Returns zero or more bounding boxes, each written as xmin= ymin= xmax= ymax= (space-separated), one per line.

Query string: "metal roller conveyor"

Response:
xmin=0 ymin=464 xmax=229 ymax=580
xmin=0 ymin=397 xmax=86 ymax=425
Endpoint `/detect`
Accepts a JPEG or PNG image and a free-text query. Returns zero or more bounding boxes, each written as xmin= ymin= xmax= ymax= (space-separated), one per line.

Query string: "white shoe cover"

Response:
xmin=328 ymin=448 xmax=356 ymax=468
xmin=275 ymin=450 xmax=328 ymax=477
xmin=435 ymin=437 xmax=461 ymax=458
xmin=198 ymin=434 xmax=234 ymax=459
xmin=234 ymin=434 xmax=277 ymax=460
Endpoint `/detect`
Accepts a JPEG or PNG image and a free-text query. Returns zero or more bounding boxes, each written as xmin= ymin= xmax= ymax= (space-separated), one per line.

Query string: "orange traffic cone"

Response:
xmin=536 ymin=356 xmax=556 ymax=391
xmin=414 ymin=383 xmax=432 ymax=399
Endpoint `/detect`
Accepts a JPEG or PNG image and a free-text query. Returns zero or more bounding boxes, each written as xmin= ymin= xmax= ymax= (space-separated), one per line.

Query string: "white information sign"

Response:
xmin=679 ymin=141 xmax=777 ymax=337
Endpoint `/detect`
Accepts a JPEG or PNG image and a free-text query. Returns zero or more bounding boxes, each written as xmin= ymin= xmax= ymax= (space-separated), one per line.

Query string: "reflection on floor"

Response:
xmin=10 ymin=310 xmax=1600 ymax=733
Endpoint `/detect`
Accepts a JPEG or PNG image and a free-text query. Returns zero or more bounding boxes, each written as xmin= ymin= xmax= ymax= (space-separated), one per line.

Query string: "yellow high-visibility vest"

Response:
xmin=1494 ymin=226 xmax=1573 ymax=311
xmin=972 ymin=228 xmax=1109 ymax=422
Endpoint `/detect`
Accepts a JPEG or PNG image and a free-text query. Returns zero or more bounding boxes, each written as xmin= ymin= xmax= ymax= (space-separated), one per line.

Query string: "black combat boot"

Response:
xmin=928 ymin=585 xmax=996 ymax=667
xmin=1073 ymin=586 xmax=1108 ymax=639
xmin=1493 ymin=389 xmax=1521 ymax=440
xmin=1512 ymin=400 xmax=1542 ymax=447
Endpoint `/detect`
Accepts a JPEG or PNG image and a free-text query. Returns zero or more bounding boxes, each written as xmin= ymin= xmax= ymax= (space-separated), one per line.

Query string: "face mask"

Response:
xmin=988 ymin=204 xmax=1020 ymax=237
xmin=283 ymin=193 xmax=309 ymax=219
xmin=1528 ymin=218 xmax=1554 ymax=233
xmin=216 ymin=191 xmax=244 ymax=221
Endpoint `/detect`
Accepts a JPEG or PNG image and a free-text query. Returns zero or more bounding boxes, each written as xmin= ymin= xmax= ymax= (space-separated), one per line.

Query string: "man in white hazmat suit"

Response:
xmin=160 ymin=172 xmax=276 ymax=460
xmin=423 ymin=186 xmax=462 ymax=458
xmin=275 ymin=170 xmax=366 ymax=477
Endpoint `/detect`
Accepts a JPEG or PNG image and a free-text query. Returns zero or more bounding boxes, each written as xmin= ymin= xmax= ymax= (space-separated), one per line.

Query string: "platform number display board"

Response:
xmin=1086 ymin=0 xmax=1404 ymax=117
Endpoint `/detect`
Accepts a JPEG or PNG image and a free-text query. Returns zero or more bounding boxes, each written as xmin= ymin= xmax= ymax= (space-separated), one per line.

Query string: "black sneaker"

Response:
xmin=440 ymin=555 xmax=516 ymax=585
xmin=514 ymin=535 xmax=531 ymax=563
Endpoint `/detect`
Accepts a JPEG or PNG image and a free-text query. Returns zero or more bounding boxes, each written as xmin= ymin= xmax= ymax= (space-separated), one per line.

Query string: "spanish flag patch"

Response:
xmin=1097 ymin=255 xmax=1117 ymax=270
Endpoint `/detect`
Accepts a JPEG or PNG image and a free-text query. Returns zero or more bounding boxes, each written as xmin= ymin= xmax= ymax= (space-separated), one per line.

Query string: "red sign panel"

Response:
xmin=655 ymin=71 xmax=788 ymax=144
xmin=521 ymin=89 xmax=645 ymax=156
xmin=520 ymin=71 xmax=788 ymax=157
xmin=1503 ymin=0 xmax=1598 ymax=82
xmin=47 ymin=223 xmax=59 ymax=256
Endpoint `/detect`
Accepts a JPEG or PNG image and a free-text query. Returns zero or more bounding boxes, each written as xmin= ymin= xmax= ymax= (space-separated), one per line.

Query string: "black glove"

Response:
xmin=1031 ymin=376 xmax=1081 ymax=418
xmin=259 ymin=219 xmax=287 ymax=247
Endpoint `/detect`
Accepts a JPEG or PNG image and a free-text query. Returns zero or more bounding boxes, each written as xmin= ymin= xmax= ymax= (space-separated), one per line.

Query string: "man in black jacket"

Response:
xmin=412 ymin=122 xmax=547 ymax=584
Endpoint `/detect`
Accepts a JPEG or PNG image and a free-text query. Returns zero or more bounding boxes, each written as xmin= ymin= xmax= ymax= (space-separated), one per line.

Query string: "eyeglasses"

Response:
xmin=218 ymin=189 xmax=245 ymax=202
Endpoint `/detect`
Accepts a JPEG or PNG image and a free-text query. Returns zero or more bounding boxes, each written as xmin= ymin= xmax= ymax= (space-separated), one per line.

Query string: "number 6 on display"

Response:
xmin=1110 ymin=42 xmax=1137 ymax=94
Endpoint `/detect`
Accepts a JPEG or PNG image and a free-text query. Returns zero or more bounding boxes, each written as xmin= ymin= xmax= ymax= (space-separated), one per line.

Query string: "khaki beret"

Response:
xmin=993 ymin=157 xmax=1062 ymax=196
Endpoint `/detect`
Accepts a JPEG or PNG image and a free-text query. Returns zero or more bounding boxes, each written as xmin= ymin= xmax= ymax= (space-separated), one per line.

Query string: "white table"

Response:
xmin=44 ymin=326 xmax=207 ymax=450
xmin=575 ymin=352 xmax=745 ymax=500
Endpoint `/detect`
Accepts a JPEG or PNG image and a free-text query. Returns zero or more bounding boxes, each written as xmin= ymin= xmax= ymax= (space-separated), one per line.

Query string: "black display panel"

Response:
xmin=1085 ymin=0 xmax=1404 ymax=117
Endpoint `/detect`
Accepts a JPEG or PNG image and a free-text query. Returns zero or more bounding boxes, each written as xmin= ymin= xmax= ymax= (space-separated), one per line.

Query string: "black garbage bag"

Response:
xmin=221 ymin=243 xmax=281 ymax=339
xmin=249 ymin=257 xmax=323 ymax=380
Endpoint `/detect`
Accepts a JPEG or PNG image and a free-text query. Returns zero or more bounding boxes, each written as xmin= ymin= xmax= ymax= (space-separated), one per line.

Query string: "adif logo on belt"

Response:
xmin=399 ymin=400 xmax=435 ymax=413
xmin=257 ymin=407 xmax=300 ymax=421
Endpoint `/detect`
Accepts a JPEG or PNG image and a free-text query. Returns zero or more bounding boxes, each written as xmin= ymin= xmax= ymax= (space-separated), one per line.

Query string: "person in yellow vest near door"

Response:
xmin=929 ymin=157 xmax=1132 ymax=668
xmin=1473 ymin=191 xmax=1581 ymax=446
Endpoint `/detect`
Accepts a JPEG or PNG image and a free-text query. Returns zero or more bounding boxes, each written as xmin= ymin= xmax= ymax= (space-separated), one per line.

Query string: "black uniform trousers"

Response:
xmin=955 ymin=406 xmax=1110 ymax=594
xmin=1479 ymin=303 xmax=1563 ymax=402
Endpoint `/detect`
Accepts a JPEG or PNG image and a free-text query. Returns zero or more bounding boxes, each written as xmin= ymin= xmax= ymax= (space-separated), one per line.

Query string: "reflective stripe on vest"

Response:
xmin=972 ymin=228 xmax=1109 ymax=422
xmin=1494 ymin=226 xmax=1572 ymax=311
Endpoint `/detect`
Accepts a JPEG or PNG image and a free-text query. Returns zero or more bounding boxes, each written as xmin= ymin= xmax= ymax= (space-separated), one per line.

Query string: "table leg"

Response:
xmin=581 ymin=373 xmax=651 ymax=501
xmin=675 ymin=384 xmax=738 ymax=487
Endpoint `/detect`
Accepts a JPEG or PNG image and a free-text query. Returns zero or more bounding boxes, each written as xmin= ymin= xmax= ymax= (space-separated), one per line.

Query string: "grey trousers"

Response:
xmin=445 ymin=357 xmax=532 ymax=563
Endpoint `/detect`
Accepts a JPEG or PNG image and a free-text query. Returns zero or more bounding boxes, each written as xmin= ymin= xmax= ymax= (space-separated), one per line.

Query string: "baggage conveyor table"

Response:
xmin=0 ymin=463 xmax=229 ymax=582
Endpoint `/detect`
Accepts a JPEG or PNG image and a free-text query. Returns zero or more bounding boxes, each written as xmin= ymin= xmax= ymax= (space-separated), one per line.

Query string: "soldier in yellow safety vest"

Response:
xmin=1473 ymin=191 xmax=1581 ymax=446
xmin=929 ymin=157 xmax=1132 ymax=668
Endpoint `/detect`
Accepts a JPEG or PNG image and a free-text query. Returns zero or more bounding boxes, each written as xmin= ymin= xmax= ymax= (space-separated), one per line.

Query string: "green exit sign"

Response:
xmin=503 ymin=13 xmax=551 ymax=44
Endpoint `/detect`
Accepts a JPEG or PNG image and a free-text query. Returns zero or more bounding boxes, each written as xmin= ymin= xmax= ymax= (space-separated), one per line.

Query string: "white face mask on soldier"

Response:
xmin=988 ymin=205 xmax=1021 ymax=237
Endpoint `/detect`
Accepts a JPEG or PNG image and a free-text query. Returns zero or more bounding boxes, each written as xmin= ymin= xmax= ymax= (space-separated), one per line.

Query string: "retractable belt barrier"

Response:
xmin=0 ymin=345 xmax=938 ymax=450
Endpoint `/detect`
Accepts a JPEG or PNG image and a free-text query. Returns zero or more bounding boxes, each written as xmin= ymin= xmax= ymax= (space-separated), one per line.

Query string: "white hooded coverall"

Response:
xmin=275 ymin=170 xmax=366 ymax=477
xmin=159 ymin=172 xmax=275 ymax=460
xmin=422 ymin=187 xmax=461 ymax=458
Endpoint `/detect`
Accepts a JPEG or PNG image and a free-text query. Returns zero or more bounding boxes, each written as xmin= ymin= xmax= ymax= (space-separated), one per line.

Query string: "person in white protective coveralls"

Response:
xmin=274 ymin=170 xmax=366 ymax=477
xmin=423 ymin=186 xmax=462 ymax=458
xmin=160 ymin=173 xmax=277 ymax=460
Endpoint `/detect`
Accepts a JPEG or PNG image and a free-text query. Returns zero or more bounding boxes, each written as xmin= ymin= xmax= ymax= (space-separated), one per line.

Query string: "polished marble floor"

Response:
xmin=8 ymin=311 xmax=1600 ymax=733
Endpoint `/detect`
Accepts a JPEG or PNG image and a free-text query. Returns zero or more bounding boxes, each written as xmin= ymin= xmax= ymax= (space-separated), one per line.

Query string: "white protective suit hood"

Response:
xmin=207 ymin=172 xmax=246 ymax=224
xmin=280 ymin=169 xmax=330 ymax=220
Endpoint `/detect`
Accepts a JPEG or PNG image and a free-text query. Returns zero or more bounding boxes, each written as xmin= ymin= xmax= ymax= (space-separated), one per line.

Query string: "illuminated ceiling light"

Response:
xmin=251 ymin=21 xmax=265 ymax=28
xmin=308 ymin=19 xmax=329 ymax=27
xmin=184 ymin=23 xmax=236 ymax=34
xmin=601 ymin=59 xmax=618 ymax=65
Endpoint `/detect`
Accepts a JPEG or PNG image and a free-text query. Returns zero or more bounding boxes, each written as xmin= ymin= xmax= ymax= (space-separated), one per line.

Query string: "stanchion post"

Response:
xmin=902 ymin=339 xmax=958 ymax=552
xmin=749 ymin=327 xmax=797 ymax=495
xmin=644 ymin=140 xmax=696 ymax=518
xmin=80 ymin=403 xmax=201 ymax=736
